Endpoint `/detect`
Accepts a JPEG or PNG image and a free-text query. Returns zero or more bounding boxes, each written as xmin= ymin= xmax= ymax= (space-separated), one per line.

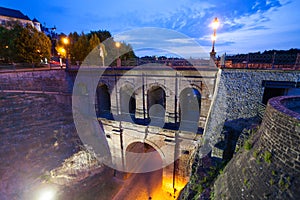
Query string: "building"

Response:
xmin=0 ymin=6 xmax=41 ymax=31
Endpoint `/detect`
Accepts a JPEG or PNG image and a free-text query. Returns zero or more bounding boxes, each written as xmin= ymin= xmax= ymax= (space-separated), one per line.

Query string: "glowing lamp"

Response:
xmin=115 ymin=41 xmax=121 ymax=48
xmin=212 ymin=17 xmax=220 ymax=30
xmin=62 ymin=37 xmax=69 ymax=45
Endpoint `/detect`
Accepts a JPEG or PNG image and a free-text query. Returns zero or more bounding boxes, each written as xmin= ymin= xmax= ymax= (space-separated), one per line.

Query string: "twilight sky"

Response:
xmin=1 ymin=0 xmax=300 ymax=57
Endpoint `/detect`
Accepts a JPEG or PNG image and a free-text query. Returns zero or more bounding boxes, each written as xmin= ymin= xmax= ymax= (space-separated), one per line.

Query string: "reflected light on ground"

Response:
xmin=163 ymin=177 xmax=187 ymax=199
xmin=37 ymin=187 xmax=56 ymax=200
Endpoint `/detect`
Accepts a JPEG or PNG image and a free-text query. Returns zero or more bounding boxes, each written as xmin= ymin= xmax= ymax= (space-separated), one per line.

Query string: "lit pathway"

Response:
xmin=112 ymin=170 xmax=175 ymax=200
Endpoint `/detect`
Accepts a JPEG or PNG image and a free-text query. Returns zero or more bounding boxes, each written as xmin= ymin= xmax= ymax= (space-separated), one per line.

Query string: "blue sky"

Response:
xmin=1 ymin=0 xmax=300 ymax=57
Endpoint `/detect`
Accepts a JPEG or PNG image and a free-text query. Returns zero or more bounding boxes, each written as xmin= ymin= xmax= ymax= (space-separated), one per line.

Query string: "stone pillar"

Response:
xmin=165 ymin=93 xmax=176 ymax=123
xmin=135 ymin=87 xmax=145 ymax=120
xmin=110 ymin=78 xmax=119 ymax=117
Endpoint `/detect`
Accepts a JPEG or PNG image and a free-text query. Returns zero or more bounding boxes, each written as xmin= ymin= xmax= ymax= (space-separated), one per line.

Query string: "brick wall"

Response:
xmin=260 ymin=96 xmax=300 ymax=172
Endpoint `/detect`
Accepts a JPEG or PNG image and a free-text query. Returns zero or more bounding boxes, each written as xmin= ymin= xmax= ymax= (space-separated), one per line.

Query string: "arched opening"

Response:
xmin=147 ymin=86 xmax=166 ymax=124
xmin=179 ymin=87 xmax=201 ymax=131
xmin=119 ymin=85 xmax=136 ymax=121
xmin=96 ymin=84 xmax=111 ymax=118
xmin=121 ymin=142 xmax=163 ymax=199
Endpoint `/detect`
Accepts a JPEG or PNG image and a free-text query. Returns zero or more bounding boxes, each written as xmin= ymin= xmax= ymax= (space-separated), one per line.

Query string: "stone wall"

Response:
xmin=0 ymin=69 xmax=74 ymax=93
xmin=260 ymin=96 xmax=300 ymax=172
xmin=211 ymin=95 xmax=300 ymax=199
xmin=204 ymin=69 xmax=300 ymax=153
xmin=0 ymin=92 xmax=80 ymax=200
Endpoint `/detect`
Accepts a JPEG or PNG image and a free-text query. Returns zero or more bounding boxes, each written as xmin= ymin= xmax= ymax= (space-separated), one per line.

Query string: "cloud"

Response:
xmin=205 ymin=0 xmax=300 ymax=54
xmin=113 ymin=27 xmax=209 ymax=58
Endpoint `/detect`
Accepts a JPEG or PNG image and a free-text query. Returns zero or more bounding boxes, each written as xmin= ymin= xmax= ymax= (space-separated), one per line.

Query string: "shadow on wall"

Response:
xmin=213 ymin=116 xmax=261 ymax=161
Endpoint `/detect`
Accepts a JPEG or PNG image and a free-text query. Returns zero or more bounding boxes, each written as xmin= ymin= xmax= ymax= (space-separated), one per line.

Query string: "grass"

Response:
xmin=244 ymin=140 xmax=252 ymax=150
xmin=279 ymin=177 xmax=285 ymax=188
xmin=256 ymin=157 xmax=261 ymax=164
xmin=253 ymin=149 xmax=259 ymax=158
xmin=242 ymin=168 xmax=246 ymax=174
xmin=264 ymin=151 xmax=272 ymax=164
xmin=271 ymin=170 xmax=276 ymax=176
xmin=269 ymin=178 xmax=275 ymax=186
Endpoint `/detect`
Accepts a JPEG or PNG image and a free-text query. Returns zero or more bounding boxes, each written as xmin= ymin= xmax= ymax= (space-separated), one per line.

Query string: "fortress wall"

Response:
xmin=259 ymin=96 xmax=300 ymax=172
xmin=204 ymin=69 xmax=300 ymax=149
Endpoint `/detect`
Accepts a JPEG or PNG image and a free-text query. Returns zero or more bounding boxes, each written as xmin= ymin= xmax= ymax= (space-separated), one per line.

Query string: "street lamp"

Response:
xmin=115 ymin=41 xmax=121 ymax=67
xmin=62 ymin=37 xmax=69 ymax=70
xmin=210 ymin=17 xmax=220 ymax=59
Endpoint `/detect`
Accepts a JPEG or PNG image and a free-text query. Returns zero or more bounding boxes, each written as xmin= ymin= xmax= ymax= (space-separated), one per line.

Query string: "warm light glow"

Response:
xmin=56 ymin=47 xmax=66 ymax=57
xmin=211 ymin=34 xmax=217 ymax=41
xmin=5 ymin=45 xmax=8 ymax=49
xmin=115 ymin=41 xmax=121 ymax=48
xmin=162 ymin=177 xmax=187 ymax=198
xmin=211 ymin=17 xmax=220 ymax=30
xmin=59 ymin=47 xmax=66 ymax=54
xmin=38 ymin=188 xmax=56 ymax=200
xmin=62 ymin=37 xmax=69 ymax=45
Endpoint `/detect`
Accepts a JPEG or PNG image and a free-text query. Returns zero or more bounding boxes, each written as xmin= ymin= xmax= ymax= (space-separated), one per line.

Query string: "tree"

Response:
xmin=89 ymin=30 xmax=111 ymax=42
xmin=66 ymin=30 xmax=136 ymax=66
xmin=0 ymin=26 xmax=12 ymax=62
xmin=0 ymin=22 xmax=51 ymax=65
xmin=71 ymin=32 xmax=89 ymax=63
xmin=89 ymin=33 xmax=100 ymax=52
xmin=14 ymin=24 xmax=51 ymax=64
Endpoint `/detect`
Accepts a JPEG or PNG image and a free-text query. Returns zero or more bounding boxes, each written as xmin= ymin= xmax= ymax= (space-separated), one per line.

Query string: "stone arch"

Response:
xmin=125 ymin=141 xmax=164 ymax=173
xmin=96 ymin=83 xmax=111 ymax=118
xmin=179 ymin=87 xmax=201 ymax=130
xmin=119 ymin=83 xmax=136 ymax=120
xmin=147 ymin=85 xmax=166 ymax=121
xmin=124 ymin=139 xmax=165 ymax=159
xmin=146 ymin=83 xmax=170 ymax=97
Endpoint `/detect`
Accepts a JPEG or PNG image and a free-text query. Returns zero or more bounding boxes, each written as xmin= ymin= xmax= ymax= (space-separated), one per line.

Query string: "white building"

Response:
xmin=0 ymin=6 xmax=41 ymax=31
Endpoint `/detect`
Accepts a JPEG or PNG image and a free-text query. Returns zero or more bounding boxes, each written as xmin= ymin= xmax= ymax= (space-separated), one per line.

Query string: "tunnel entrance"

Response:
xmin=125 ymin=142 xmax=163 ymax=173
xmin=262 ymin=80 xmax=300 ymax=104
xmin=179 ymin=87 xmax=201 ymax=131
xmin=113 ymin=142 xmax=166 ymax=200
xmin=96 ymin=84 xmax=111 ymax=118
xmin=147 ymin=86 xmax=166 ymax=124
xmin=262 ymin=88 xmax=286 ymax=104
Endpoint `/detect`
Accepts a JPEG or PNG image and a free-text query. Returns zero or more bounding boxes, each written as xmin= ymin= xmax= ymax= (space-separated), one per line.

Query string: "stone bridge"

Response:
xmin=71 ymin=65 xmax=218 ymax=193
xmin=2 ymin=67 xmax=300 ymax=197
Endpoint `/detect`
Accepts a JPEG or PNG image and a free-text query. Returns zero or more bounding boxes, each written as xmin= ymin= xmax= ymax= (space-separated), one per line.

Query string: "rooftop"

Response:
xmin=0 ymin=6 xmax=30 ymax=21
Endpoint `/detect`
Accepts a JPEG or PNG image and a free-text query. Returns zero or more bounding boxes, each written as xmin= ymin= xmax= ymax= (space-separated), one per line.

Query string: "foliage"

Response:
xmin=89 ymin=33 xmax=101 ymax=52
xmin=68 ymin=30 xmax=136 ymax=66
xmin=70 ymin=32 xmax=89 ymax=62
xmin=243 ymin=140 xmax=252 ymax=150
xmin=269 ymin=178 xmax=274 ymax=186
xmin=264 ymin=151 xmax=272 ymax=164
xmin=0 ymin=22 xmax=51 ymax=64
xmin=253 ymin=149 xmax=259 ymax=158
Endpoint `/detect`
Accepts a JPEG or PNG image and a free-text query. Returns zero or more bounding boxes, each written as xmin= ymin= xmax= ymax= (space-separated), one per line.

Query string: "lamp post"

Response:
xmin=62 ymin=37 xmax=69 ymax=70
xmin=115 ymin=41 xmax=121 ymax=67
xmin=210 ymin=17 xmax=220 ymax=60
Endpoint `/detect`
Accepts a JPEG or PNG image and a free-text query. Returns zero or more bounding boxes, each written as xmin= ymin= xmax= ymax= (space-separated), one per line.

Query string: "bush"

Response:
xmin=244 ymin=140 xmax=252 ymax=150
xmin=264 ymin=151 xmax=272 ymax=164
xmin=253 ymin=150 xmax=259 ymax=158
